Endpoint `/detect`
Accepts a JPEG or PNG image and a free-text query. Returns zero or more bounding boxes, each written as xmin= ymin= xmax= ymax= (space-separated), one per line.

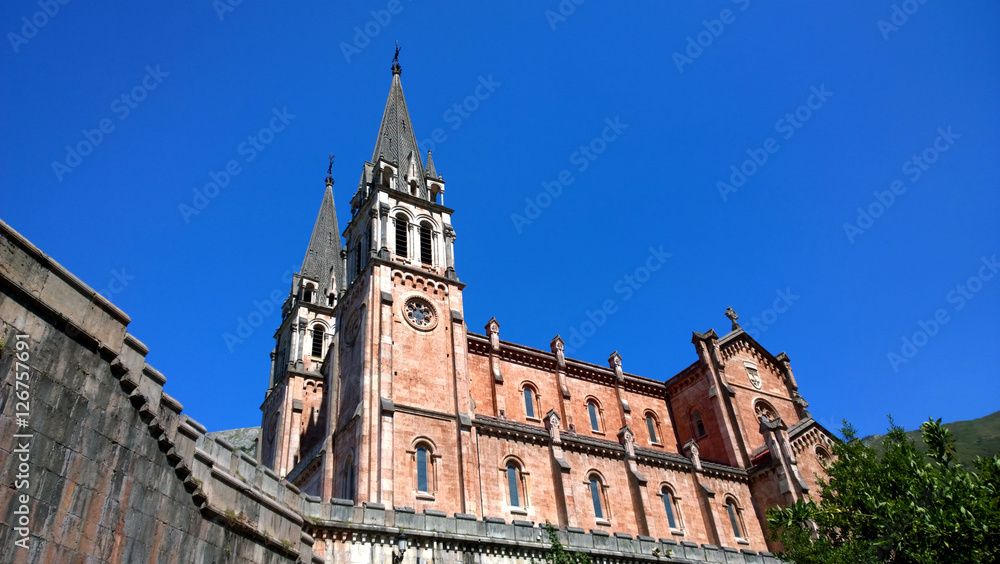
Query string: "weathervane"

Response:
xmin=725 ymin=306 xmax=741 ymax=331
xmin=392 ymin=41 xmax=401 ymax=74
xmin=325 ymin=154 xmax=335 ymax=186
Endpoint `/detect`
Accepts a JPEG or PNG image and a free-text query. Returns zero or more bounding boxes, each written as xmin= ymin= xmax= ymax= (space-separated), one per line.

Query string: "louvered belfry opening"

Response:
xmin=419 ymin=223 xmax=432 ymax=265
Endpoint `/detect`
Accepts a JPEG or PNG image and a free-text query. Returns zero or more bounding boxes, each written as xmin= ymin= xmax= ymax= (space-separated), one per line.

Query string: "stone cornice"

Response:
xmin=467 ymin=332 xmax=669 ymax=399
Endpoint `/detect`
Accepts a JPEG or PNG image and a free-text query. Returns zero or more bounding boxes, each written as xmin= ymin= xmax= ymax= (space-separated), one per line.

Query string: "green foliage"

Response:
xmin=543 ymin=523 xmax=591 ymax=564
xmin=767 ymin=418 xmax=1000 ymax=563
xmin=866 ymin=410 xmax=1000 ymax=468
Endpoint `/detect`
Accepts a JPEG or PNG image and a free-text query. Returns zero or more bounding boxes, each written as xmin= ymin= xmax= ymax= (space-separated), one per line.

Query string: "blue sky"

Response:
xmin=2 ymin=2 xmax=997 ymax=439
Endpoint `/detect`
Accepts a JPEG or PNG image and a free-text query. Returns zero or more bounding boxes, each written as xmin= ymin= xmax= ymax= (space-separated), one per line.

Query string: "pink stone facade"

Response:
xmin=258 ymin=64 xmax=837 ymax=554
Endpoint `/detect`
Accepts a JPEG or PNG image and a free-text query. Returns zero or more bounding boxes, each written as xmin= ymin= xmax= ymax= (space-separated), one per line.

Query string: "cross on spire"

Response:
xmin=392 ymin=41 xmax=402 ymax=75
xmin=326 ymin=154 xmax=335 ymax=186
xmin=725 ymin=307 xmax=741 ymax=331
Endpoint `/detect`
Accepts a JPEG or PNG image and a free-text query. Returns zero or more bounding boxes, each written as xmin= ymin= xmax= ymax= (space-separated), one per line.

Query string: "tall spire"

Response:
xmin=300 ymin=159 xmax=344 ymax=298
xmin=371 ymin=49 xmax=424 ymax=183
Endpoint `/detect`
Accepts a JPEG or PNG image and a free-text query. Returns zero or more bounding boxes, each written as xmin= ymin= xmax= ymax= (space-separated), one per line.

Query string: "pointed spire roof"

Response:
xmin=425 ymin=150 xmax=439 ymax=180
xmin=300 ymin=180 xmax=343 ymax=297
xmin=371 ymin=65 xmax=425 ymax=182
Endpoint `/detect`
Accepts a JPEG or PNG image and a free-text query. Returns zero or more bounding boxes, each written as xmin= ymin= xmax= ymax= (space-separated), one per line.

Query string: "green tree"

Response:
xmin=766 ymin=418 xmax=1000 ymax=563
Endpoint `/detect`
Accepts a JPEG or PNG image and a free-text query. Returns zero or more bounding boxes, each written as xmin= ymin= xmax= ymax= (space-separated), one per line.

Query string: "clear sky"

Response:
xmin=2 ymin=2 xmax=997 ymax=439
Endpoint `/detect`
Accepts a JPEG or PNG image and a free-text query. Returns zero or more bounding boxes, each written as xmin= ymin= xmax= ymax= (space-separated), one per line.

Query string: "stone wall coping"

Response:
xmin=0 ymin=219 xmax=131 ymax=325
xmin=296 ymin=502 xmax=791 ymax=563
xmin=142 ymin=364 xmax=167 ymax=385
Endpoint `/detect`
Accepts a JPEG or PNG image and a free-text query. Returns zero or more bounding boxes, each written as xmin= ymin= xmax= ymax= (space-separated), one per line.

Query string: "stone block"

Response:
xmin=484 ymin=517 xmax=509 ymax=539
xmin=394 ymin=510 xmax=424 ymax=530
xmin=363 ymin=503 xmax=386 ymax=525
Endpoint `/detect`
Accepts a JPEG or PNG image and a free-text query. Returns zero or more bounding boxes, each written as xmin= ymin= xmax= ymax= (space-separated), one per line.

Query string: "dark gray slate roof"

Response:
xmin=300 ymin=182 xmax=343 ymax=297
xmin=370 ymin=68 xmax=427 ymax=197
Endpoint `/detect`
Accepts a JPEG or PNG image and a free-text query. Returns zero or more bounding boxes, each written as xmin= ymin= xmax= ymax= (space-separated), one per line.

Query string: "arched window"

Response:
xmin=303 ymin=284 xmax=314 ymax=303
xmin=522 ymin=384 xmax=538 ymax=419
xmin=507 ymin=461 xmax=522 ymax=508
xmin=342 ymin=455 xmax=355 ymax=501
xmin=419 ymin=222 xmax=432 ymax=265
xmin=691 ymin=409 xmax=706 ymax=438
xmin=311 ymin=325 xmax=325 ymax=358
xmin=408 ymin=440 xmax=438 ymax=498
xmin=645 ymin=412 xmax=660 ymax=444
xmin=754 ymin=399 xmax=778 ymax=422
xmin=354 ymin=238 xmax=363 ymax=277
xmin=346 ymin=463 xmax=355 ymax=500
xmin=725 ymin=497 xmax=745 ymax=540
xmin=416 ymin=446 xmax=429 ymax=493
xmin=661 ymin=486 xmax=681 ymax=530
xmin=395 ymin=214 xmax=408 ymax=259
xmin=588 ymin=474 xmax=606 ymax=520
xmin=587 ymin=399 xmax=601 ymax=432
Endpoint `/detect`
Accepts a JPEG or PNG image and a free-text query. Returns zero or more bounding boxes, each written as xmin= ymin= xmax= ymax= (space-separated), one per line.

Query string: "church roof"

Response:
xmin=371 ymin=68 xmax=425 ymax=181
xmin=300 ymin=182 xmax=343 ymax=297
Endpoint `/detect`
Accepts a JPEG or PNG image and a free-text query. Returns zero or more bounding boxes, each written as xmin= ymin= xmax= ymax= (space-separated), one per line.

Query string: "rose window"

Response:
xmin=403 ymin=297 xmax=437 ymax=330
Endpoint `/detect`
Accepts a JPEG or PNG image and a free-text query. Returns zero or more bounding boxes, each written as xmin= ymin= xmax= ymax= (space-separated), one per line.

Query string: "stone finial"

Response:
xmin=550 ymin=335 xmax=565 ymax=367
xmin=608 ymin=351 xmax=624 ymax=383
xmin=544 ymin=409 xmax=561 ymax=443
xmin=776 ymin=351 xmax=799 ymax=391
xmin=683 ymin=439 xmax=701 ymax=470
xmin=618 ymin=426 xmax=636 ymax=458
xmin=485 ymin=317 xmax=500 ymax=351
xmin=725 ymin=307 xmax=740 ymax=331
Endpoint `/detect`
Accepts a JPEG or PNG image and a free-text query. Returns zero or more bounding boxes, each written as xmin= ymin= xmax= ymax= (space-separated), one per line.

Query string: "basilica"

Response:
xmin=257 ymin=58 xmax=836 ymax=554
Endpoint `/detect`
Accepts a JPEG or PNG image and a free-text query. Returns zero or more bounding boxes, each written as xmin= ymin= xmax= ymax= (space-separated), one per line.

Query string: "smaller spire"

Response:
xmin=425 ymin=150 xmax=439 ymax=179
xmin=391 ymin=41 xmax=402 ymax=75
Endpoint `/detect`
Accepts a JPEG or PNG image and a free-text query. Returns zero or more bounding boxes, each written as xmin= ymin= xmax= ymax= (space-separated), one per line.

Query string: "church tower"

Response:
xmin=258 ymin=163 xmax=343 ymax=479
xmin=329 ymin=55 xmax=477 ymax=511
xmin=263 ymin=56 xmax=479 ymax=513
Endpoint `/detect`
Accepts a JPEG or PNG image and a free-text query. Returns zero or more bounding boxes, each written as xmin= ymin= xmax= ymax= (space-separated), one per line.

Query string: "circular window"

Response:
xmin=403 ymin=296 xmax=437 ymax=331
